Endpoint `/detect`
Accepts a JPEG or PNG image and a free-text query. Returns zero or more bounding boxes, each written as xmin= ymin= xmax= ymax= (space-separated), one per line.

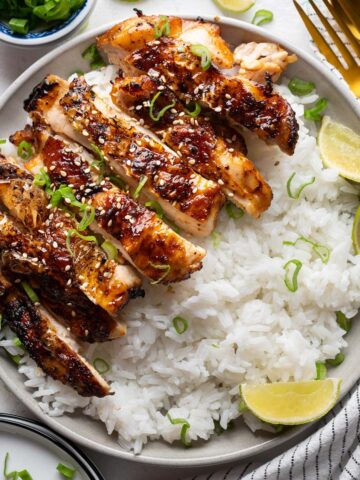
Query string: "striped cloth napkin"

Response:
xmin=186 ymin=2 xmax=360 ymax=479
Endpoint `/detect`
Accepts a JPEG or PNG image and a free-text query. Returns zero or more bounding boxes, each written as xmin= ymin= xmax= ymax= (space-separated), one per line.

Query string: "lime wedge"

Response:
xmin=318 ymin=116 xmax=360 ymax=182
xmin=352 ymin=205 xmax=360 ymax=254
xmin=213 ymin=0 xmax=255 ymax=13
xmin=240 ymin=378 xmax=341 ymax=425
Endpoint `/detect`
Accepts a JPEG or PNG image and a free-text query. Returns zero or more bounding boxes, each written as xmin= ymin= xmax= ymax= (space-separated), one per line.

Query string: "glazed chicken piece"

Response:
xmin=97 ymin=14 xmax=234 ymax=69
xmin=0 ymin=207 xmax=126 ymax=343
xmin=16 ymin=120 xmax=206 ymax=284
xmin=118 ymin=38 xmax=299 ymax=155
xmin=0 ymin=156 xmax=143 ymax=313
xmin=233 ymin=42 xmax=298 ymax=83
xmin=112 ymin=74 xmax=273 ymax=217
xmin=2 ymin=285 xmax=110 ymax=397
xmin=24 ymin=75 xmax=224 ymax=238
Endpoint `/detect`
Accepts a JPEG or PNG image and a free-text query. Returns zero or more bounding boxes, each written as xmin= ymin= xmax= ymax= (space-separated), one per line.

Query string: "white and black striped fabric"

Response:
xmin=188 ymin=379 xmax=360 ymax=479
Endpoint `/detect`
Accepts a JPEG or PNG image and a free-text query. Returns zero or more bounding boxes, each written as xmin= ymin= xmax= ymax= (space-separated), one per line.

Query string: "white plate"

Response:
xmin=0 ymin=15 xmax=359 ymax=468
xmin=0 ymin=414 xmax=104 ymax=479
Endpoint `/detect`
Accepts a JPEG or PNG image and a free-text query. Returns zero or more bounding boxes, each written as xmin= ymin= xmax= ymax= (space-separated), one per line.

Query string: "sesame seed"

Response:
xmin=82 ymin=282 xmax=89 ymax=288
xmin=82 ymin=129 xmax=89 ymax=137
xmin=71 ymin=310 xmax=76 ymax=317
xmin=108 ymin=219 xmax=113 ymax=227
xmin=60 ymin=170 xmax=67 ymax=177
xmin=65 ymin=265 xmax=71 ymax=272
xmin=214 ymin=106 xmax=222 ymax=112
xmin=218 ymin=179 xmax=224 ymax=185
xmin=52 ymin=241 xmax=58 ymax=248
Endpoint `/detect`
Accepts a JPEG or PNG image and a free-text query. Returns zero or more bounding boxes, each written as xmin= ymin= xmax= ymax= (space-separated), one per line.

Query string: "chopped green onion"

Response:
xmin=149 ymin=91 xmax=176 ymax=122
xmin=283 ymin=259 xmax=302 ymax=292
xmin=82 ymin=44 xmax=106 ymax=70
xmin=133 ymin=174 xmax=148 ymax=199
xmin=154 ymin=15 xmax=170 ymax=39
xmin=6 ymin=352 xmax=22 ymax=365
xmin=336 ymin=311 xmax=352 ymax=333
xmin=77 ymin=206 xmax=96 ymax=231
xmin=90 ymin=143 xmax=106 ymax=177
xmin=12 ymin=337 xmax=22 ymax=348
xmin=21 ymin=281 xmax=39 ymax=303
xmin=190 ymin=44 xmax=212 ymax=71
xmin=109 ymin=175 xmax=128 ymax=190
xmin=101 ymin=240 xmax=118 ymax=260
xmin=18 ymin=470 xmax=33 ymax=480
xmin=145 ymin=201 xmax=164 ymax=219
xmin=172 ymin=316 xmax=188 ymax=334
xmin=225 ymin=202 xmax=244 ymax=219
xmin=56 ymin=463 xmax=76 ymax=479
xmin=283 ymin=236 xmax=330 ymax=264
xmin=93 ymin=357 xmax=110 ymax=374
xmin=326 ymin=352 xmax=345 ymax=367
xmin=167 ymin=414 xmax=191 ymax=447
xmin=164 ymin=217 xmax=180 ymax=234
xmin=0 ymin=139 xmax=6 ymax=144
xmin=33 ymin=168 xmax=52 ymax=194
xmin=315 ymin=361 xmax=327 ymax=380
xmin=288 ymin=77 xmax=316 ymax=96
xmin=185 ymin=102 xmax=201 ymax=118
xmin=212 ymin=343 xmax=220 ymax=348
xmin=251 ymin=9 xmax=274 ymax=26
xmin=3 ymin=452 xmax=9 ymax=477
xmin=286 ymin=172 xmax=315 ymax=199
xmin=9 ymin=18 xmax=29 ymax=34
xmin=149 ymin=262 xmax=171 ymax=284
xmin=304 ymin=98 xmax=328 ymax=121
xmin=66 ymin=229 xmax=98 ymax=256
xmin=211 ymin=231 xmax=221 ymax=248
xmin=213 ymin=419 xmax=233 ymax=435
xmin=17 ymin=141 xmax=33 ymax=161
xmin=50 ymin=185 xmax=83 ymax=210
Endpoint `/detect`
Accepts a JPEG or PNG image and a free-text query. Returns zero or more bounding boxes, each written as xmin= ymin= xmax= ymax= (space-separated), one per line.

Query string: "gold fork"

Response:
xmin=293 ymin=0 xmax=360 ymax=97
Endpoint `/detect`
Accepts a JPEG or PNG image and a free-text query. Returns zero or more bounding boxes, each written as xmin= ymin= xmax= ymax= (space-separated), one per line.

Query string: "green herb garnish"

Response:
xmin=21 ymin=281 xmax=39 ymax=303
xmin=304 ymin=98 xmax=328 ymax=121
xmin=90 ymin=143 xmax=106 ymax=178
xmin=283 ymin=259 xmax=302 ymax=292
xmin=109 ymin=174 xmax=128 ymax=191
xmin=167 ymin=414 xmax=191 ymax=447
xmin=288 ymin=77 xmax=316 ymax=96
xmin=101 ymin=240 xmax=118 ymax=260
xmin=77 ymin=206 xmax=95 ymax=231
xmin=326 ymin=352 xmax=345 ymax=367
xmin=185 ymin=102 xmax=201 ymax=118
xmin=225 ymin=202 xmax=244 ymax=219
xmin=82 ymin=43 xmax=106 ymax=70
xmin=336 ymin=311 xmax=352 ymax=333
xmin=286 ymin=172 xmax=315 ymax=199
xmin=133 ymin=174 xmax=148 ymax=199
xmin=56 ymin=463 xmax=76 ymax=479
xmin=154 ymin=15 xmax=170 ymax=39
xmin=17 ymin=141 xmax=33 ymax=161
xmin=172 ymin=316 xmax=188 ymax=334
xmin=93 ymin=357 xmax=110 ymax=374
xmin=315 ymin=361 xmax=327 ymax=380
xmin=190 ymin=44 xmax=212 ymax=71
xmin=33 ymin=168 xmax=52 ymax=194
xmin=66 ymin=229 xmax=98 ymax=256
xmin=149 ymin=262 xmax=171 ymax=284
xmin=145 ymin=200 xmax=164 ymax=219
xmin=251 ymin=9 xmax=274 ymax=26
xmin=211 ymin=231 xmax=221 ymax=248
xmin=283 ymin=236 xmax=330 ymax=264
xmin=149 ymin=91 xmax=176 ymax=122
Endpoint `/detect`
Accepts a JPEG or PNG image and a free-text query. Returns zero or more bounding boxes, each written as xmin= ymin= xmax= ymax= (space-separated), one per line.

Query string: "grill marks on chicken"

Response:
xmin=24 ymin=125 xmax=206 ymax=283
xmin=112 ymin=74 xmax=273 ymax=217
xmin=123 ymin=38 xmax=298 ymax=155
xmin=24 ymin=75 xmax=224 ymax=238
xmin=0 ymin=157 xmax=142 ymax=314
xmin=2 ymin=286 xmax=110 ymax=397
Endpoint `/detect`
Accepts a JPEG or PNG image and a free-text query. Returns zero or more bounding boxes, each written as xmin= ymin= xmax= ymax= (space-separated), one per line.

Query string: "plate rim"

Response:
xmin=0 ymin=413 xmax=105 ymax=480
xmin=0 ymin=13 xmax=359 ymax=468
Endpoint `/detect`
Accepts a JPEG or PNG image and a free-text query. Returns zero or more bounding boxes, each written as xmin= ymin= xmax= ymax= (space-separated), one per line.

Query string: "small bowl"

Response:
xmin=0 ymin=0 xmax=95 ymax=47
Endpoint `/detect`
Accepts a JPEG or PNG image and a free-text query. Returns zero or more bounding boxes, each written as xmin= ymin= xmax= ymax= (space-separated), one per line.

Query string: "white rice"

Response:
xmin=2 ymin=67 xmax=360 ymax=453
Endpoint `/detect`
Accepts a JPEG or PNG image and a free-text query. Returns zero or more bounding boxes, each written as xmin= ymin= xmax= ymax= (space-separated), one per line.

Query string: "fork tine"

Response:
xmin=329 ymin=0 xmax=360 ymax=55
xmin=338 ymin=0 xmax=360 ymax=35
xmin=310 ymin=0 xmax=356 ymax=68
xmin=293 ymin=0 xmax=344 ymax=72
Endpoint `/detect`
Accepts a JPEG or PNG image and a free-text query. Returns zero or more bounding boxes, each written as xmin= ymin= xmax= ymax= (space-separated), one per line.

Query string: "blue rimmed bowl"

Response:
xmin=0 ymin=0 xmax=95 ymax=47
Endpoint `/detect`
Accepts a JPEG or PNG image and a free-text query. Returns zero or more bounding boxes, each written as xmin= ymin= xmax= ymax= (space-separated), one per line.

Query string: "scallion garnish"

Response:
xmin=315 ymin=361 xmax=327 ymax=380
xmin=172 ymin=316 xmax=188 ymax=334
xmin=66 ymin=229 xmax=98 ymax=256
xmin=149 ymin=91 xmax=176 ymax=122
xmin=21 ymin=281 xmax=39 ymax=303
xmin=288 ymin=77 xmax=316 ymax=96
xmin=212 ymin=343 xmax=220 ymax=348
xmin=149 ymin=262 xmax=171 ymax=284
xmin=283 ymin=259 xmax=302 ymax=292
xmin=211 ymin=231 xmax=221 ymax=248
xmin=93 ymin=357 xmax=110 ymax=374
xmin=9 ymin=18 xmax=29 ymax=34
xmin=283 ymin=236 xmax=330 ymax=264
xmin=6 ymin=352 xmax=22 ymax=365
xmin=185 ymin=102 xmax=201 ymax=118
xmin=154 ymin=15 xmax=170 ymax=39
xmin=2 ymin=453 xmax=34 ymax=479
xmin=251 ymin=9 xmax=274 ymax=26
xmin=82 ymin=43 xmax=106 ymax=70
xmin=101 ymin=240 xmax=118 ymax=260
xmin=286 ymin=172 xmax=315 ymax=199
xmin=3 ymin=452 xmax=9 ymax=477
xmin=50 ymin=184 xmax=83 ymax=210
xmin=326 ymin=352 xmax=345 ymax=367
xmin=12 ymin=337 xmax=22 ymax=347
xmin=145 ymin=200 xmax=164 ymax=219
xmin=109 ymin=175 xmax=128 ymax=191
xmin=0 ymin=139 xmax=6 ymax=144
xmin=190 ymin=44 xmax=212 ymax=71
xmin=33 ymin=168 xmax=52 ymax=194
xmin=167 ymin=414 xmax=191 ymax=447
xmin=225 ymin=202 xmax=244 ymax=219
xmin=17 ymin=141 xmax=33 ymax=161
xmin=304 ymin=98 xmax=328 ymax=121
xmin=77 ymin=206 xmax=96 ymax=231
xmin=336 ymin=311 xmax=352 ymax=333
xmin=56 ymin=463 xmax=76 ymax=479
xmin=18 ymin=470 xmax=33 ymax=480
xmin=90 ymin=143 xmax=106 ymax=177
xmin=133 ymin=174 xmax=148 ymax=199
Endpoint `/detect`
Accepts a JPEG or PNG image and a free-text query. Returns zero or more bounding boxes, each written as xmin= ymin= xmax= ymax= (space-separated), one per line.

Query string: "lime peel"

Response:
xmin=240 ymin=378 xmax=341 ymax=425
xmin=213 ymin=0 xmax=255 ymax=13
